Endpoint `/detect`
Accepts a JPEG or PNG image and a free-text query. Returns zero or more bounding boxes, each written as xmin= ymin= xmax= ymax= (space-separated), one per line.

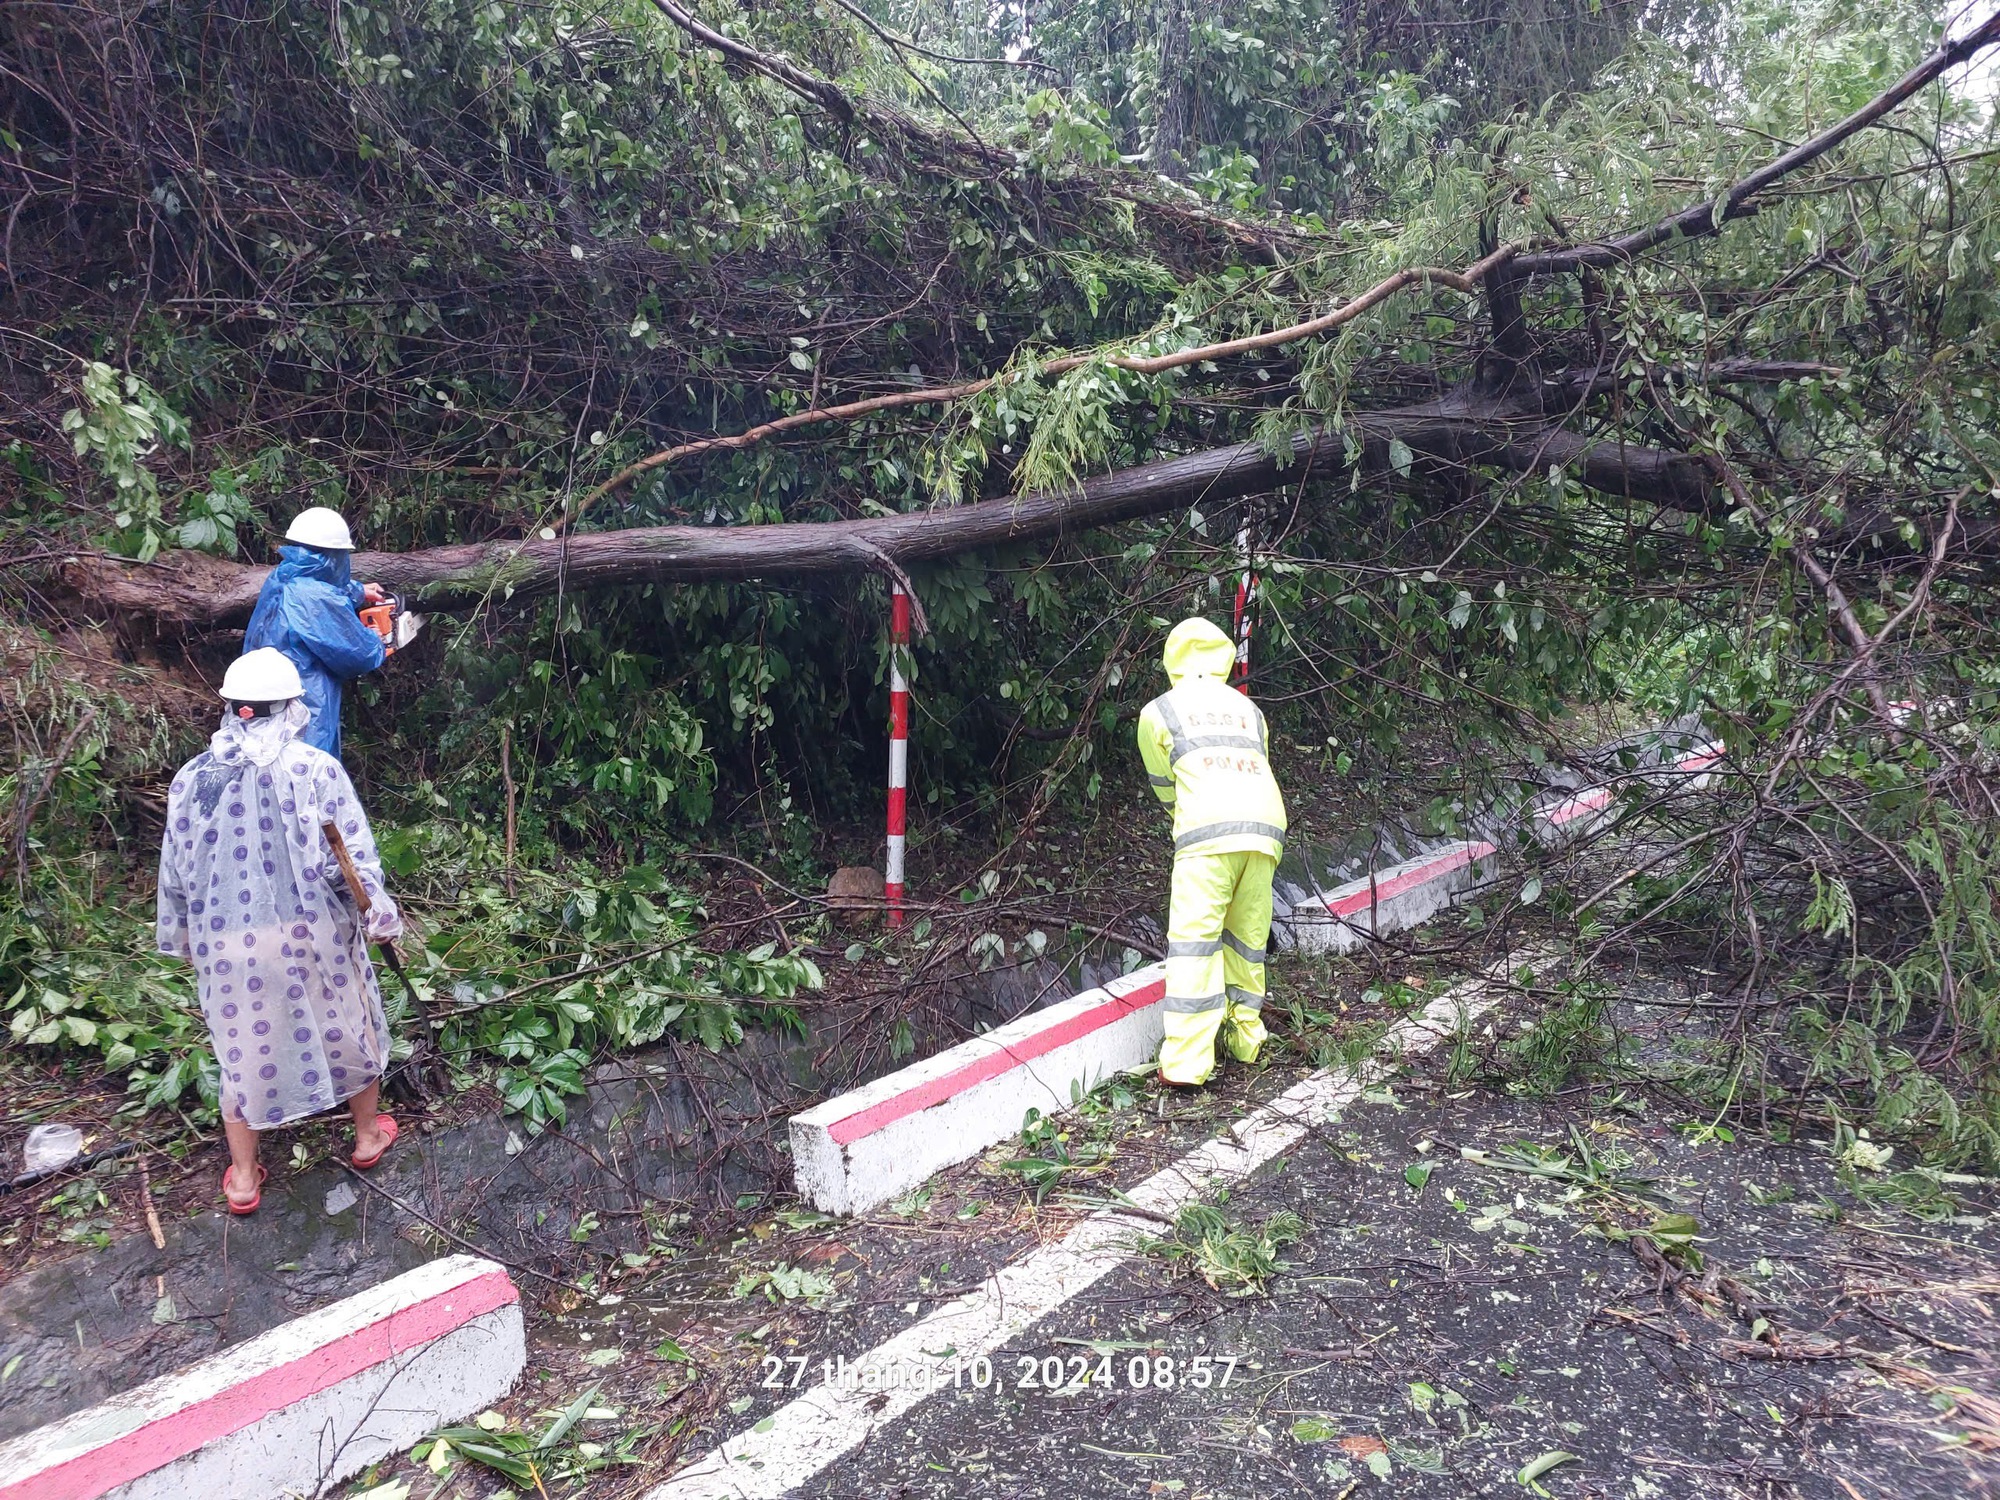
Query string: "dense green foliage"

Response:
xmin=4 ymin=0 xmax=2000 ymax=1157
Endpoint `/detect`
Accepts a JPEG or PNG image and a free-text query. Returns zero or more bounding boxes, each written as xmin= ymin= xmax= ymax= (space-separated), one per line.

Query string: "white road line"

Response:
xmin=646 ymin=956 xmax=1527 ymax=1500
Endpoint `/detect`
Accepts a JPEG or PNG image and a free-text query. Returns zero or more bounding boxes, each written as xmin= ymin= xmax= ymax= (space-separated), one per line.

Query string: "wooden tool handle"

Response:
xmin=320 ymin=819 xmax=372 ymax=916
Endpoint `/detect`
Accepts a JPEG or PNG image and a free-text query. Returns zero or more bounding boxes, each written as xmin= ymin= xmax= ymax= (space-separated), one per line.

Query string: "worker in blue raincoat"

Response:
xmin=243 ymin=507 xmax=386 ymax=760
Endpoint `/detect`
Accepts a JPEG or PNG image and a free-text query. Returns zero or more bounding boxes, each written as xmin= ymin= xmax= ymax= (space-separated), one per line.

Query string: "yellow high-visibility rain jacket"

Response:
xmin=1136 ymin=619 xmax=1287 ymax=861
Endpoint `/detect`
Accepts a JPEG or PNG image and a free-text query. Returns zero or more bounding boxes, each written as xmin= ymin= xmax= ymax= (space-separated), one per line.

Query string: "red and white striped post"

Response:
xmin=1232 ymin=521 xmax=1257 ymax=694
xmin=886 ymin=582 xmax=910 ymax=928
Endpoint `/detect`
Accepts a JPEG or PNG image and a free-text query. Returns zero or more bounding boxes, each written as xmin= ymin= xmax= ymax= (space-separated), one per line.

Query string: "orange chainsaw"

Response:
xmin=359 ymin=593 xmax=424 ymax=654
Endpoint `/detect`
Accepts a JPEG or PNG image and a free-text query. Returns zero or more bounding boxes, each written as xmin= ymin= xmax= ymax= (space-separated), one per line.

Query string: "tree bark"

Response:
xmin=65 ymin=402 xmax=1726 ymax=629
xmin=64 ymin=407 xmax=1725 ymax=629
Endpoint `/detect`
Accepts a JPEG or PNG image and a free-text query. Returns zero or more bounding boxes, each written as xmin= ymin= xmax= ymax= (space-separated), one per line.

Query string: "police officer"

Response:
xmin=1137 ymin=618 xmax=1288 ymax=1086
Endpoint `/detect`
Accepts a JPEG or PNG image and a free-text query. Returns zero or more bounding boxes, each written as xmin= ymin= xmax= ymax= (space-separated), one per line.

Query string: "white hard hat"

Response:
xmin=284 ymin=506 xmax=354 ymax=551
xmin=220 ymin=648 xmax=304 ymax=703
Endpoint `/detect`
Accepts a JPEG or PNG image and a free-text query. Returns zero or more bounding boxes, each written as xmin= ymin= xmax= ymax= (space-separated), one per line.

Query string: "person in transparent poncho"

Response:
xmin=157 ymin=648 xmax=404 ymax=1214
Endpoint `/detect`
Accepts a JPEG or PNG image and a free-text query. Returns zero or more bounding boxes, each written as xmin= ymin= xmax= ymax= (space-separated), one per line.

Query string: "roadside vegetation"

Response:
xmin=4 ymin=0 xmax=1999 ymax=1184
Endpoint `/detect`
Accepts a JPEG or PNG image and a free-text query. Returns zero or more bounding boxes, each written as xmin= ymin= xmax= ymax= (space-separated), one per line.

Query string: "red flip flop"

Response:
xmin=350 ymin=1114 xmax=399 ymax=1170
xmin=223 ymin=1164 xmax=266 ymax=1215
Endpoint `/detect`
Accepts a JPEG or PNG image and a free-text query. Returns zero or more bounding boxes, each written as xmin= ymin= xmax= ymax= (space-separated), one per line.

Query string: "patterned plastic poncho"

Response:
xmin=156 ymin=704 xmax=402 ymax=1128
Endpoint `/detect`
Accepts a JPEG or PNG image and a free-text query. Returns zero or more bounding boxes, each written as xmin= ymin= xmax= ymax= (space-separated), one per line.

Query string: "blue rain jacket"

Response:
xmin=242 ymin=545 xmax=385 ymax=760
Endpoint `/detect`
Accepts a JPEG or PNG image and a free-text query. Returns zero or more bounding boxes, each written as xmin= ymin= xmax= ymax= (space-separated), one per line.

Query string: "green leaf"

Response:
xmin=1387 ymin=437 xmax=1414 ymax=477
xmin=537 ymin=1382 xmax=603 ymax=1449
xmin=502 ymin=1080 xmax=538 ymax=1111
xmin=1648 ymin=1212 xmax=1700 ymax=1243
xmin=1405 ymin=1162 xmax=1433 ymax=1191
xmin=774 ymin=1208 xmax=835 ymax=1231
xmin=423 ymin=1432 xmax=535 ymax=1484
xmin=1518 ymin=1450 xmax=1578 ymax=1483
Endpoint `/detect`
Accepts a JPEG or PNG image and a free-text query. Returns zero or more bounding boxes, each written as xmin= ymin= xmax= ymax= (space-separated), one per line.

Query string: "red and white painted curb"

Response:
xmin=1285 ymin=737 xmax=1722 ymax=955
xmin=793 ymin=732 xmax=1725 ymax=1216
xmin=1534 ymin=740 xmax=1722 ymax=837
xmin=0 ymin=1254 xmax=522 ymax=1500
xmin=791 ymin=963 xmax=1167 ymax=1215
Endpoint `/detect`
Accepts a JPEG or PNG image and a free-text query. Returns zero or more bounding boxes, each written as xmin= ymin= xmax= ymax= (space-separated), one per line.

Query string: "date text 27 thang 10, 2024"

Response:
xmin=760 ymin=1351 xmax=1242 ymax=1396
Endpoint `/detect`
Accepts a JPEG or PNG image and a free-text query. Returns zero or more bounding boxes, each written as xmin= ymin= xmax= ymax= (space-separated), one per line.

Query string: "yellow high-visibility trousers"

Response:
xmin=1158 ymin=849 xmax=1275 ymax=1085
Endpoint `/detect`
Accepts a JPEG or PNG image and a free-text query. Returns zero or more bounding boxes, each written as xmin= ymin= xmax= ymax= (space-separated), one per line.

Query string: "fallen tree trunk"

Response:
xmin=65 ymin=392 xmax=1967 ymax=633
xmin=73 ymin=426 xmax=1346 ymax=627
xmin=66 ymin=403 xmax=1721 ymax=629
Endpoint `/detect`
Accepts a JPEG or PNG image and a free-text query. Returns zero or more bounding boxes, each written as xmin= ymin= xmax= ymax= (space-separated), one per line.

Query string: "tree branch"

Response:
xmin=1706 ymin=455 xmax=1902 ymax=730
xmin=1512 ymin=10 xmax=2000 ymax=277
xmin=643 ymin=0 xmax=855 ymax=124
xmin=575 ymin=0 xmax=2000 ymax=523
xmin=822 ymin=0 xmax=1059 ymax=76
xmin=572 ymin=247 xmax=1520 ymax=517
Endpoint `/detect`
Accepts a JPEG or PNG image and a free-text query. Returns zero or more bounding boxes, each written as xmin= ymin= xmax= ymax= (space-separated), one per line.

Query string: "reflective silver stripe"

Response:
xmin=1174 ymin=821 xmax=1286 ymax=851
xmin=1163 ymin=990 xmax=1227 ymax=1014
xmin=1221 ymin=930 xmax=1266 ymax=965
xmin=1177 ymin=733 xmax=1264 ymax=758
xmin=1152 ymin=694 xmax=1266 ymax=765
xmin=1147 ymin=773 xmax=1174 ymax=787
xmin=1166 ymin=939 xmax=1222 ymax=958
xmin=1152 ymin=695 xmax=1191 ymax=762
xmin=1226 ymin=985 xmax=1265 ymax=1012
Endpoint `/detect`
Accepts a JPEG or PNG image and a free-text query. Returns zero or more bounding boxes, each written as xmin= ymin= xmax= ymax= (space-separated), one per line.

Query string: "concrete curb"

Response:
xmin=0 ymin=1254 xmax=523 ymax=1500
xmin=791 ymin=732 xmax=1725 ymax=1216
xmin=1531 ymin=741 xmax=1722 ymax=843
xmin=791 ymin=964 xmax=1167 ymax=1214
xmin=1285 ymin=837 xmax=1501 ymax=955
xmin=1285 ymin=738 xmax=1721 ymax=955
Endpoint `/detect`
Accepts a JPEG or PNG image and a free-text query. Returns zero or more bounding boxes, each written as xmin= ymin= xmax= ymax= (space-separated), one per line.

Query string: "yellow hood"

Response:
xmin=1163 ymin=618 xmax=1236 ymax=685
